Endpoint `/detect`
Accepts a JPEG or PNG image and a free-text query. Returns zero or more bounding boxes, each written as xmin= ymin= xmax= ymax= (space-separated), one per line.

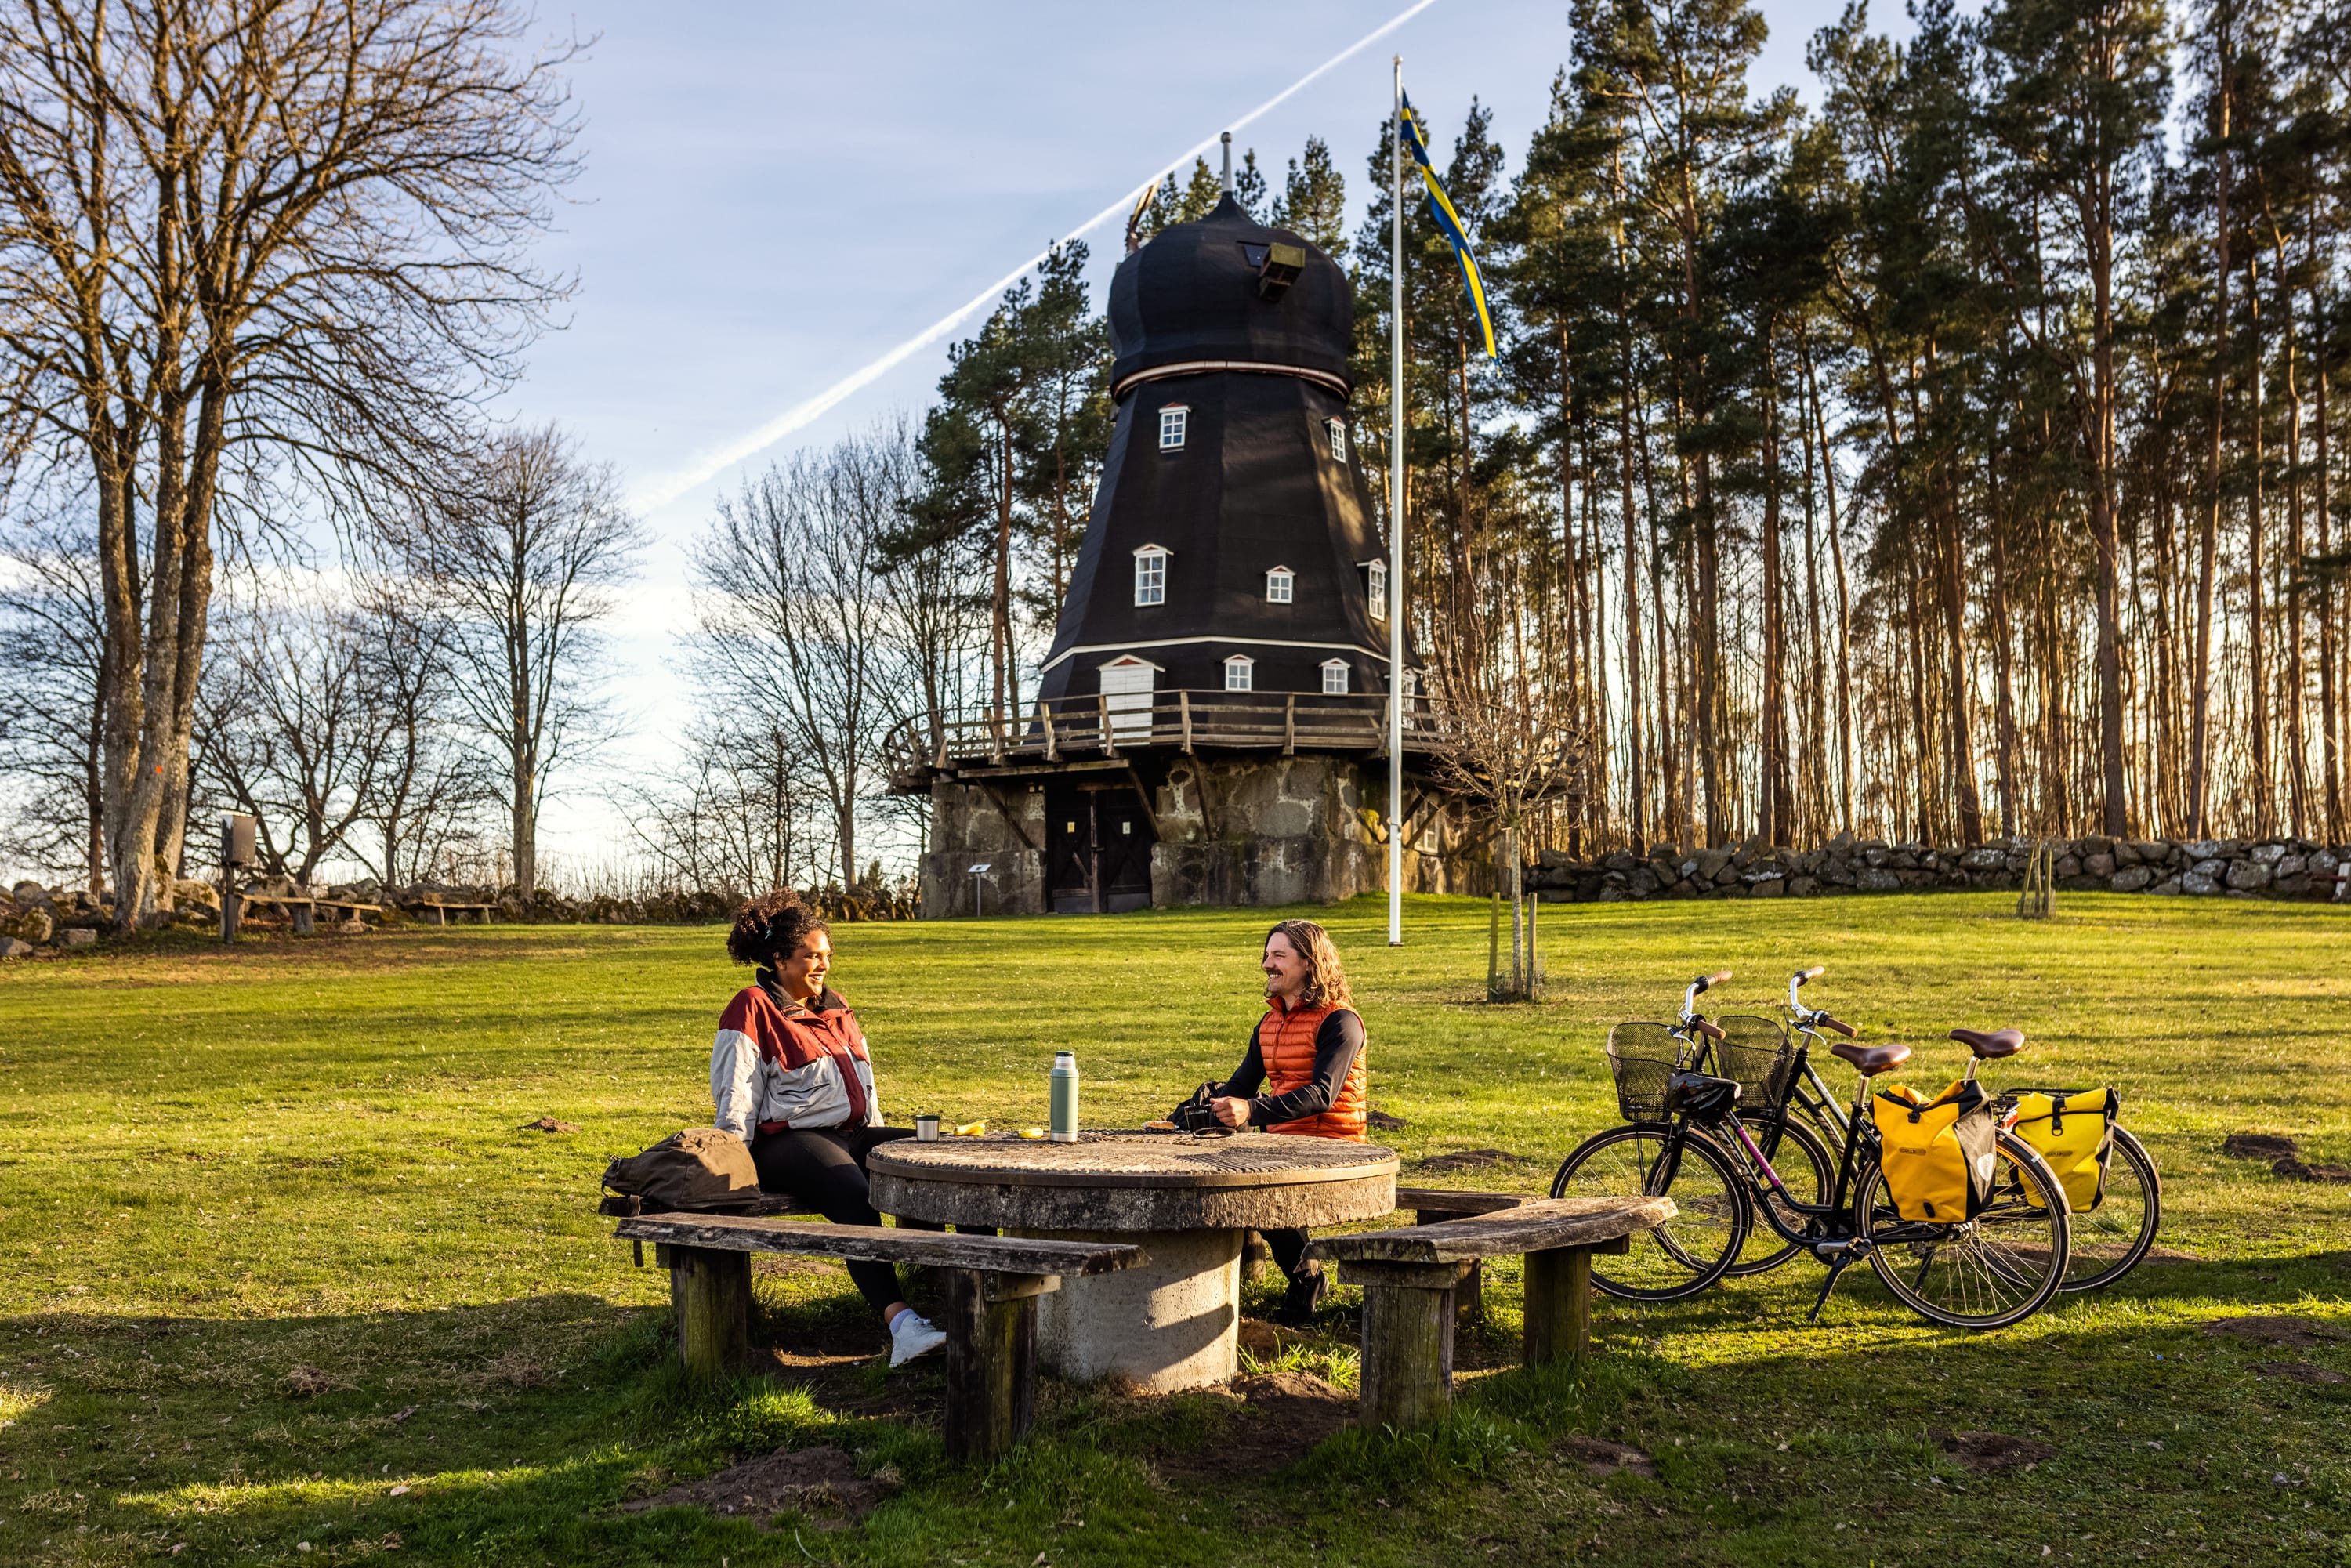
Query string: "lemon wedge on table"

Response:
xmin=954 ymin=1121 xmax=987 ymax=1137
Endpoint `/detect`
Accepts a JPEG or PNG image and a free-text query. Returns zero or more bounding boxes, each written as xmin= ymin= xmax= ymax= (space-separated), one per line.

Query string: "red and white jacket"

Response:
xmin=709 ymin=983 xmax=882 ymax=1139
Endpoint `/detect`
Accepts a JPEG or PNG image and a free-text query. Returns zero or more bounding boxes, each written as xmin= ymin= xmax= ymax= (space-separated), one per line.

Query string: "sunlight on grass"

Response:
xmin=1 ymin=893 xmax=2346 ymax=1566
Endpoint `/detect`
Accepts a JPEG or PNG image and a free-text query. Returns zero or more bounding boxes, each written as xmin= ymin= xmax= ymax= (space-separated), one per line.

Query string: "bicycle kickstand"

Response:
xmin=1807 ymin=1253 xmax=1857 ymax=1323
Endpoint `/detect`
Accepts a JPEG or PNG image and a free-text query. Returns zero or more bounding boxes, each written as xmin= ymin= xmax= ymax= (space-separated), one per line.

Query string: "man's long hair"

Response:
xmin=1266 ymin=918 xmax=1351 ymax=1010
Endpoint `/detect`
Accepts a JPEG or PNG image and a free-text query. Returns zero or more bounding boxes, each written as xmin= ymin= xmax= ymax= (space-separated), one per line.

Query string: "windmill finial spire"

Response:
xmin=1220 ymin=132 xmax=1233 ymax=195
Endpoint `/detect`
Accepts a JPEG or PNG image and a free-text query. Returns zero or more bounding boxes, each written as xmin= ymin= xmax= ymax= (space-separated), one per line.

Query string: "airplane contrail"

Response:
xmin=632 ymin=0 xmax=1443 ymax=512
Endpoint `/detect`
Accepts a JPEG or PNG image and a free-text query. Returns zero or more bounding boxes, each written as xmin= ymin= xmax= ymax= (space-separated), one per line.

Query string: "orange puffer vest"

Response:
xmin=1259 ymin=999 xmax=1368 ymax=1141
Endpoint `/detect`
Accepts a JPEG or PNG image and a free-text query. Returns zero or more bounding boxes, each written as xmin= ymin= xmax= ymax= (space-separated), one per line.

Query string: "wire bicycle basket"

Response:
xmin=1710 ymin=1015 xmax=1798 ymax=1107
xmin=1605 ymin=1021 xmax=1686 ymax=1121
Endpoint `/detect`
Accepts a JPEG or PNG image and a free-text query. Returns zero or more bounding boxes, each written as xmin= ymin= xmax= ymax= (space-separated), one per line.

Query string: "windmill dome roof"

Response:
xmin=1107 ymin=194 xmax=1353 ymax=398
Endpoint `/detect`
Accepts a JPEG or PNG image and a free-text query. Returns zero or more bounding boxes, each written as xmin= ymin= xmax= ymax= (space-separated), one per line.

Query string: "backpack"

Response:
xmin=599 ymin=1127 xmax=762 ymax=1215
xmin=2007 ymin=1088 xmax=2117 ymax=1211
xmin=1871 ymin=1078 xmax=1999 ymax=1224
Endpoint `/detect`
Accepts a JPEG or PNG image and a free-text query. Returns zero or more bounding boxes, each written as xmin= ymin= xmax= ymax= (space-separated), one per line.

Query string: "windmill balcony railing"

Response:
xmin=886 ymin=689 xmax=1453 ymax=779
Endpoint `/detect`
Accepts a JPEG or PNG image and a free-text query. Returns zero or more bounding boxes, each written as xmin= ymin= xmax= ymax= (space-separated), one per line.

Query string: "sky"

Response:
xmin=513 ymin=0 xmax=1925 ymax=881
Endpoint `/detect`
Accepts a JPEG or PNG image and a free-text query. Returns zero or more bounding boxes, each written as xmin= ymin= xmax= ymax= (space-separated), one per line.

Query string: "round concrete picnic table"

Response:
xmin=867 ymin=1132 xmax=1397 ymax=1393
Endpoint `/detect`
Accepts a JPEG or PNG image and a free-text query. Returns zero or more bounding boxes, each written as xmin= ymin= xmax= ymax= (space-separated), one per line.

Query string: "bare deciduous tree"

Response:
xmin=0 ymin=0 xmax=581 ymax=927
xmin=350 ymin=573 xmax=491 ymax=887
xmin=694 ymin=428 xmax=907 ymax=889
xmin=0 ymin=509 xmax=107 ymax=889
xmin=617 ymin=716 xmax=817 ymax=898
xmin=404 ymin=424 xmax=639 ymax=900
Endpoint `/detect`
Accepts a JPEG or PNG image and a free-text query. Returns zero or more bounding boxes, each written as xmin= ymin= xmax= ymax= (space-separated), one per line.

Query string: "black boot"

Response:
xmin=1273 ymin=1262 xmax=1328 ymax=1326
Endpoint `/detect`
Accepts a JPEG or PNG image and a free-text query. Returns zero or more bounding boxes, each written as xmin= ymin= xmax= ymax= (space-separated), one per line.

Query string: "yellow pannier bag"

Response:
xmin=2008 ymin=1088 xmax=2117 ymax=1211
xmin=1871 ymin=1078 xmax=1998 ymax=1224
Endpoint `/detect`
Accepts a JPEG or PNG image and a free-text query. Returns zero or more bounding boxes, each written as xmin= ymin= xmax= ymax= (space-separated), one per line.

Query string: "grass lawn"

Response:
xmin=2 ymin=891 xmax=2347 ymax=1567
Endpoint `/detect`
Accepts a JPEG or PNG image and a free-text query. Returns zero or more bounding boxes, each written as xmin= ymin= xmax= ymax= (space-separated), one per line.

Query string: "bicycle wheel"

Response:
xmin=1723 ymin=1114 xmax=1834 ymax=1277
xmin=1857 ymin=1129 xmax=2070 ymax=1329
xmin=1552 ymin=1122 xmax=1750 ymax=1301
xmin=2060 ymin=1124 xmax=2161 ymax=1292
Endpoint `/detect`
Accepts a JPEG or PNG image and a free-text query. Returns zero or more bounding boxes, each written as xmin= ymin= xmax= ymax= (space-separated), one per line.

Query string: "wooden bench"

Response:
xmin=614 ymin=1212 xmax=1142 ymax=1461
xmin=418 ymin=900 xmax=496 ymax=925
xmin=1393 ymin=1186 xmax=1531 ymax=1324
xmin=1308 ymin=1195 xmax=1675 ymax=1429
xmin=221 ymin=894 xmax=382 ymax=936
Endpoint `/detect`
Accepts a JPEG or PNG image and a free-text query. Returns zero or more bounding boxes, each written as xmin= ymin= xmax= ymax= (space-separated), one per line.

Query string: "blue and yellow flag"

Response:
xmin=1400 ymin=94 xmax=1497 ymax=359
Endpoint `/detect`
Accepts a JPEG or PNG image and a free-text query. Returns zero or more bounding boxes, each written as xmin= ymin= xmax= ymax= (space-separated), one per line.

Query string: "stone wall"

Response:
xmin=1524 ymin=833 xmax=2349 ymax=903
xmin=919 ymin=755 xmax=1486 ymax=917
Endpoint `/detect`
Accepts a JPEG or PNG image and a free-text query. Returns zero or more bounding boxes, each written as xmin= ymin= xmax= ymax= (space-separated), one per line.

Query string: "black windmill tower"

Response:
xmin=906 ymin=139 xmax=1429 ymax=918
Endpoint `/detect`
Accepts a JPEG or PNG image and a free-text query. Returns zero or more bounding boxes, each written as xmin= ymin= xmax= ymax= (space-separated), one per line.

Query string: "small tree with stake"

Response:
xmin=1425 ymin=529 xmax=1584 ymax=1001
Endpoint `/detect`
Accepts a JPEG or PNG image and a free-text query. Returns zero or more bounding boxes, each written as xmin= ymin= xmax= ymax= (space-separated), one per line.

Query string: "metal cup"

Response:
xmin=915 ymin=1114 xmax=940 ymax=1142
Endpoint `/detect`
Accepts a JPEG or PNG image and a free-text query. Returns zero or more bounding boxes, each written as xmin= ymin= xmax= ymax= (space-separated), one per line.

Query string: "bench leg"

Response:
xmin=1335 ymin=1259 xmax=1471 ymax=1430
xmin=942 ymin=1269 xmax=1055 ymax=1463
xmin=668 ymin=1244 xmax=752 ymax=1382
xmin=292 ymin=904 xmax=315 ymax=936
xmin=1415 ymin=1211 xmax=1482 ymax=1326
xmin=429 ymin=905 xmax=445 ymax=926
xmin=1523 ymin=1234 xmax=1624 ymax=1367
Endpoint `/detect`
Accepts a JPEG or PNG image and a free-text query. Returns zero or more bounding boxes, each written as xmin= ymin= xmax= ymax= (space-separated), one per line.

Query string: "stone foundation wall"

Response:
xmin=1527 ymin=834 xmax=2349 ymax=903
xmin=919 ymin=755 xmax=1486 ymax=916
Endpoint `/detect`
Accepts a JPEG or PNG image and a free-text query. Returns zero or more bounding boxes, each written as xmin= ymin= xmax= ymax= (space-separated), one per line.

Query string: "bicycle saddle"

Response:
xmin=1831 ymin=1040 xmax=1911 ymax=1077
xmin=1949 ymin=1027 xmax=2025 ymax=1059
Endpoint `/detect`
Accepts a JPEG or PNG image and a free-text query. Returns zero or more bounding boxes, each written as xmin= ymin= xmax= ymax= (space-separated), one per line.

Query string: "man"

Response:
xmin=1208 ymin=918 xmax=1367 ymax=1323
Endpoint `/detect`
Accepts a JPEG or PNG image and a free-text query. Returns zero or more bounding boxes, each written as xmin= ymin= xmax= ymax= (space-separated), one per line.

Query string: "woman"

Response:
xmin=1206 ymin=918 xmax=1367 ymax=1323
xmin=710 ymin=889 xmax=945 ymax=1366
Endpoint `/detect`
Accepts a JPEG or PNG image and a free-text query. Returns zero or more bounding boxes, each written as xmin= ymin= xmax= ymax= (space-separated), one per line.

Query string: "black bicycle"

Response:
xmin=1555 ymin=969 xmax=2074 ymax=1330
xmin=1772 ymin=966 xmax=2160 ymax=1294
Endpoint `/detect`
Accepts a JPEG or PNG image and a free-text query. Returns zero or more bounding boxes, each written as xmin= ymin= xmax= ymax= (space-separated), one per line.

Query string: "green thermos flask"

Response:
xmin=1049 ymin=1051 xmax=1079 ymax=1143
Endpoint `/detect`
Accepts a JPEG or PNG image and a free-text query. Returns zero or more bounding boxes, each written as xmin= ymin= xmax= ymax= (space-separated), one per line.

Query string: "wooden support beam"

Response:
xmin=1336 ymin=1258 xmax=1470 ymax=1429
xmin=1179 ymin=689 xmax=1194 ymax=753
xmin=1521 ymin=1234 xmax=1625 ymax=1366
xmin=1039 ymin=701 xmax=1058 ymax=762
xmin=1283 ymin=693 xmax=1296 ymax=755
xmin=1099 ymin=692 xmax=1118 ymax=756
xmin=942 ymin=1269 xmax=1054 ymax=1462
xmin=668 ymin=1244 xmax=752 ymax=1382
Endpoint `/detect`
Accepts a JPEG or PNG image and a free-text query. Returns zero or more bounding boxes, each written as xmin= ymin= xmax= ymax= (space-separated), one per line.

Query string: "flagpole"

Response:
xmin=1387 ymin=56 xmax=1406 ymax=949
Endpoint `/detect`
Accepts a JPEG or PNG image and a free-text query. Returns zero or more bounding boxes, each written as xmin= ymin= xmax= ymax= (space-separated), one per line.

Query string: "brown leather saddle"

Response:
xmin=1949 ymin=1027 xmax=2026 ymax=1059
xmin=1831 ymin=1040 xmax=1911 ymax=1077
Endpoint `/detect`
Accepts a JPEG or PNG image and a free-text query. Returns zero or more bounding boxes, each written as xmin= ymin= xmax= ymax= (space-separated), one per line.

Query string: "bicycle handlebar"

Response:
xmin=1691 ymin=1019 xmax=1726 ymax=1040
xmin=1694 ymin=970 xmax=1732 ymax=992
xmin=1795 ymin=965 xmax=1825 ymax=983
xmin=1816 ymin=1014 xmax=1857 ymax=1037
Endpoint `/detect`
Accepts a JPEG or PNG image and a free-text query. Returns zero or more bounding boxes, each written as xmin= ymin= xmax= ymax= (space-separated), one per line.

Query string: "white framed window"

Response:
xmin=1266 ymin=566 xmax=1295 ymax=604
xmin=1321 ymin=659 xmax=1350 ymax=695
xmin=1223 ymin=654 xmax=1255 ymax=692
xmin=1326 ymin=418 xmax=1348 ymax=461
xmin=1366 ymin=559 xmax=1389 ymax=621
xmin=1132 ymin=543 xmax=1168 ymax=606
xmin=1158 ymin=405 xmax=1189 ymax=451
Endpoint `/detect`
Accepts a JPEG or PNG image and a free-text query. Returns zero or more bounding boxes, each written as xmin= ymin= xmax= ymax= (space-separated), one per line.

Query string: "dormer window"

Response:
xmin=1158 ymin=405 xmax=1189 ymax=451
xmin=1133 ymin=543 xmax=1169 ymax=606
xmin=1266 ymin=566 xmax=1295 ymax=604
xmin=1364 ymin=559 xmax=1389 ymax=621
xmin=1223 ymin=654 xmax=1255 ymax=692
xmin=1321 ymin=659 xmax=1350 ymax=695
xmin=1326 ymin=418 xmax=1348 ymax=461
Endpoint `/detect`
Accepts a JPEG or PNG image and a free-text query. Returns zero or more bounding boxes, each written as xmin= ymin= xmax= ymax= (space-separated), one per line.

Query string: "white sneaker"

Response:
xmin=888 ymin=1310 xmax=947 ymax=1367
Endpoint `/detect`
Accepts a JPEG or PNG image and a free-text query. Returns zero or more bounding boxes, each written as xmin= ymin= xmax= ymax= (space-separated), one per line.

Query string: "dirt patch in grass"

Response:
xmin=1934 ymin=1431 xmax=2056 ymax=1474
xmin=620 ymin=1445 xmax=898 ymax=1529
xmin=2219 ymin=1132 xmax=2351 ymax=1182
xmin=1157 ymin=1371 xmax=1353 ymax=1480
xmin=1416 ymin=1149 xmax=1527 ymax=1172
xmin=2254 ymin=1361 xmax=2349 ymax=1385
xmin=1555 ymin=1436 xmax=1655 ymax=1478
xmin=2204 ymin=1316 xmax=2349 ymax=1350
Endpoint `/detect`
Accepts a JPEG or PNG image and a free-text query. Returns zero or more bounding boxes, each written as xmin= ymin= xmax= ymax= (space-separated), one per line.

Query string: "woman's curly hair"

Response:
xmin=726 ymin=889 xmax=828 ymax=968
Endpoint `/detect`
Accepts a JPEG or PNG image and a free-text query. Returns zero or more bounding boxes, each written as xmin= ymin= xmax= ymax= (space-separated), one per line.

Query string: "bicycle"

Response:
xmin=1555 ymin=969 xmax=2075 ymax=1329
xmin=1780 ymin=965 xmax=2161 ymax=1294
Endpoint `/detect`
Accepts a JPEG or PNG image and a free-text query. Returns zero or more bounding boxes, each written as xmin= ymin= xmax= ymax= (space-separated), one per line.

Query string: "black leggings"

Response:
xmin=751 ymin=1125 xmax=915 ymax=1319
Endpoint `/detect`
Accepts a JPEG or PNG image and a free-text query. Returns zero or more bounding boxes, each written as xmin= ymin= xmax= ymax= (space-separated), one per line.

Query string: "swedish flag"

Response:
xmin=1400 ymin=94 xmax=1497 ymax=359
